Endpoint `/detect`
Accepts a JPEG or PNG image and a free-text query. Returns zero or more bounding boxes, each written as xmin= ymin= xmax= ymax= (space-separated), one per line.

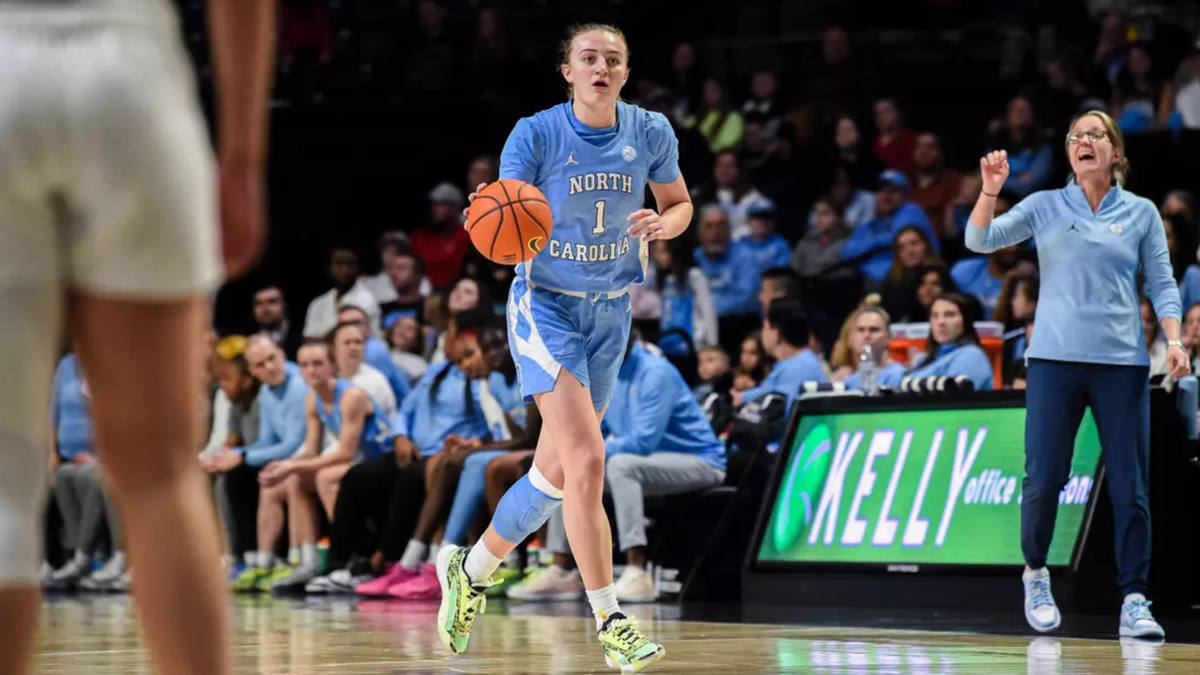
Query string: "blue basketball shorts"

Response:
xmin=506 ymin=276 xmax=632 ymax=413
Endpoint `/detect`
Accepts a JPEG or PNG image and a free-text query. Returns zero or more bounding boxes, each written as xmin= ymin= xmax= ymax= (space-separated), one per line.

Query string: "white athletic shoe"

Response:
xmin=613 ymin=565 xmax=657 ymax=603
xmin=506 ymin=564 xmax=583 ymax=602
xmin=1023 ymin=568 xmax=1061 ymax=633
xmin=1119 ymin=594 xmax=1165 ymax=639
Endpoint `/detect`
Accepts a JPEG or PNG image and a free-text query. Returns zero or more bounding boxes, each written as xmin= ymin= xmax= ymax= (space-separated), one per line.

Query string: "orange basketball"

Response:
xmin=465 ymin=179 xmax=553 ymax=265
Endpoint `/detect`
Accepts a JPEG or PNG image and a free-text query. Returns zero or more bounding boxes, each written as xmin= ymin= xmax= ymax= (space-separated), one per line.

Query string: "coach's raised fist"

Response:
xmin=980 ymin=150 xmax=1009 ymax=195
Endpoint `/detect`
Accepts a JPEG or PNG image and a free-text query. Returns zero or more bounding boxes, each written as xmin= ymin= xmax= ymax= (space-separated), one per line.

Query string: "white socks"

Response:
xmin=427 ymin=542 xmax=444 ymax=565
xmin=400 ymin=539 xmax=429 ymax=571
xmin=586 ymin=585 xmax=621 ymax=630
xmin=464 ymin=543 xmax=504 ymax=586
xmin=301 ymin=542 xmax=319 ymax=567
xmin=254 ymin=551 xmax=273 ymax=568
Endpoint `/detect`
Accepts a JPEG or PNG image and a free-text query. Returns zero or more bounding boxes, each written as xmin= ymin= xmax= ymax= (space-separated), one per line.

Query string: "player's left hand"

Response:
xmin=627 ymin=209 xmax=666 ymax=241
xmin=1167 ymin=343 xmax=1191 ymax=380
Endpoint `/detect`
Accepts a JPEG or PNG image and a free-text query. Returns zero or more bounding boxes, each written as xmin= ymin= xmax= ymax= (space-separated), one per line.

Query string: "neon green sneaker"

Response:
xmin=232 ymin=566 xmax=270 ymax=593
xmin=484 ymin=566 xmax=525 ymax=597
xmin=598 ymin=613 xmax=665 ymax=673
xmin=435 ymin=545 xmax=489 ymax=654
xmin=255 ymin=565 xmax=294 ymax=593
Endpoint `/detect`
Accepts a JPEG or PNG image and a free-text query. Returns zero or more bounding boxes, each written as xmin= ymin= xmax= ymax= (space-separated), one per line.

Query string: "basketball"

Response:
xmin=466 ymin=179 xmax=554 ymax=265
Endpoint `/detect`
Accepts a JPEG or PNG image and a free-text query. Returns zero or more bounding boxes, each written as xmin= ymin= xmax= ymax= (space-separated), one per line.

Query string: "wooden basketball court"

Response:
xmin=33 ymin=596 xmax=1200 ymax=673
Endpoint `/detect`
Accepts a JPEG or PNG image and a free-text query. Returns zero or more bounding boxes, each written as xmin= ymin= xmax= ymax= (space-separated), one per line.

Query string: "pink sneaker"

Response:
xmin=355 ymin=564 xmax=417 ymax=597
xmin=387 ymin=563 xmax=441 ymax=600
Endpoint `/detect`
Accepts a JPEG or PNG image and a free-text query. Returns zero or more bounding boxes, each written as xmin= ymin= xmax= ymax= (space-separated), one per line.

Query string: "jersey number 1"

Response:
xmin=593 ymin=200 xmax=606 ymax=235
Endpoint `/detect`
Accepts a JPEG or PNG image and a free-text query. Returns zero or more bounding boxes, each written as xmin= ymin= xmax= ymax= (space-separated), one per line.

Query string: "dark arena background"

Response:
xmin=36 ymin=0 xmax=1200 ymax=673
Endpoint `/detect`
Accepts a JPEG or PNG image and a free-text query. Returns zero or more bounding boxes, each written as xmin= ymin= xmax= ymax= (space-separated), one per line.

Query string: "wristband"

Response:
xmin=982 ymin=190 xmax=1000 ymax=198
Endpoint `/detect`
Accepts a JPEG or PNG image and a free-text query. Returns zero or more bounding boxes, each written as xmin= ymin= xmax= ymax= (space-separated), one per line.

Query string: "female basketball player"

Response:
xmin=0 ymin=2 xmax=274 ymax=674
xmin=436 ymin=23 xmax=692 ymax=672
xmin=967 ymin=110 xmax=1187 ymax=638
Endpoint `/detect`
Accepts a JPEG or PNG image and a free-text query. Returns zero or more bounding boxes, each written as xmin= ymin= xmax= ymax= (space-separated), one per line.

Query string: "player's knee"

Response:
xmin=563 ymin=446 xmax=606 ymax=498
xmin=492 ymin=470 xmax=563 ymax=544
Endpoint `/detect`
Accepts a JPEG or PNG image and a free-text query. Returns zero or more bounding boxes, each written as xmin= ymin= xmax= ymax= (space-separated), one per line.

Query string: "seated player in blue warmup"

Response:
xmin=517 ymin=336 xmax=726 ymax=604
xmin=249 ymin=339 xmax=395 ymax=593
xmin=437 ymin=23 xmax=693 ymax=671
xmin=734 ymin=297 xmax=828 ymax=412
xmin=838 ymin=303 xmax=908 ymax=391
xmin=906 ymin=293 xmax=995 ymax=390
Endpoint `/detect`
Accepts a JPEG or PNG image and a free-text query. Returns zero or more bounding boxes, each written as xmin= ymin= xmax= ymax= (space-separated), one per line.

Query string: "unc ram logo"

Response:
xmin=622 ymin=145 xmax=637 ymax=162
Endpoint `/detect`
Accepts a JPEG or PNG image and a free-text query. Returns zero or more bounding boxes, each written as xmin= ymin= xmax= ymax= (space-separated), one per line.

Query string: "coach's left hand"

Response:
xmin=1167 ymin=343 xmax=1191 ymax=380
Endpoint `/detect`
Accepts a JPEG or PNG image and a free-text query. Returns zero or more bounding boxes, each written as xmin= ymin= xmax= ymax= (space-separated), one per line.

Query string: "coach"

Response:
xmin=965 ymin=110 xmax=1188 ymax=639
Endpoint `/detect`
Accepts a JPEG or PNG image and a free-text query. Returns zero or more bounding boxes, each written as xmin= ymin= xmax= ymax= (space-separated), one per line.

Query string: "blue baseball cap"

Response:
xmin=877 ymin=169 xmax=910 ymax=191
xmin=383 ymin=309 xmax=418 ymax=330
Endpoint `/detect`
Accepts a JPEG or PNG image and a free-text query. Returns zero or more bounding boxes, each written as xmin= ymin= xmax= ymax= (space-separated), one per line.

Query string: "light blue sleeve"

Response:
xmin=605 ymin=367 xmax=674 ymax=457
xmin=244 ymin=389 xmax=309 ymax=467
xmin=965 ymin=195 xmax=1037 ymax=254
xmin=770 ymin=239 xmax=791 ymax=269
xmin=1139 ymin=204 xmax=1183 ymax=323
xmin=645 ymin=111 xmax=681 ymax=185
xmin=498 ymin=117 xmax=544 ymax=184
xmin=949 ymin=259 xmax=974 ymax=293
xmin=393 ymin=368 xmax=438 ymax=439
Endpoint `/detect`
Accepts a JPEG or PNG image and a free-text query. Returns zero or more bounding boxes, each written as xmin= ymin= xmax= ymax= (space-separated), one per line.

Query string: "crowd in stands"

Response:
xmin=38 ymin=1 xmax=1200 ymax=600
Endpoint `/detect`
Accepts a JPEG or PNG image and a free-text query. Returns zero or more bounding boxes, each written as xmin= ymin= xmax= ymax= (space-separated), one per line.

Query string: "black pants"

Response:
xmin=222 ymin=461 xmax=263 ymax=559
xmin=1022 ymin=358 xmax=1151 ymax=596
xmin=327 ymin=454 xmax=427 ymax=569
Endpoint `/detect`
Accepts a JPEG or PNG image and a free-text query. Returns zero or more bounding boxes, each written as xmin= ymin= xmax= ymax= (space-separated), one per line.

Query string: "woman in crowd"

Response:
xmin=892 ymin=263 xmax=957 ymax=323
xmin=792 ymin=197 xmax=852 ymax=281
xmin=966 ymin=110 xmax=1187 ymax=637
xmin=330 ymin=320 xmax=396 ymax=418
xmin=732 ymin=332 xmax=772 ymax=393
xmin=384 ymin=310 xmax=429 ymax=383
xmin=649 ymin=237 xmax=718 ymax=353
xmin=1139 ymin=296 xmax=1170 ymax=378
xmin=988 ymin=95 xmax=1052 ymax=199
xmin=881 ymin=225 xmax=941 ymax=321
xmin=905 ymin=293 xmax=994 ymax=390
xmin=430 ymin=277 xmax=492 ymax=364
xmin=685 ymin=78 xmax=745 ymax=154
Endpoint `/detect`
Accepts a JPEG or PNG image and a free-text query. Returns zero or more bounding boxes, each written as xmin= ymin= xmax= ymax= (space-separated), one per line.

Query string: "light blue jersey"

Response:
xmin=315 ymin=379 xmax=394 ymax=460
xmin=500 ymin=101 xmax=680 ymax=295
xmin=966 ymin=181 xmax=1180 ymax=366
xmin=503 ymin=101 xmax=681 ymax=412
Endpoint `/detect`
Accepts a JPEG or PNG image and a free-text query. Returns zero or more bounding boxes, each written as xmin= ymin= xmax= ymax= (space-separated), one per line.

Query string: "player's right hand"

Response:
xmin=462 ymin=182 xmax=488 ymax=220
xmin=218 ymin=157 xmax=267 ymax=280
xmin=980 ymin=150 xmax=1010 ymax=196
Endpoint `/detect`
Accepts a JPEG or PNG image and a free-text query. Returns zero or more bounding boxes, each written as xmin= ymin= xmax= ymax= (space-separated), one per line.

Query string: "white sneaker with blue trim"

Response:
xmin=1023 ymin=568 xmax=1061 ymax=633
xmin=1119 ymin=593 xmax=1165 ymax=639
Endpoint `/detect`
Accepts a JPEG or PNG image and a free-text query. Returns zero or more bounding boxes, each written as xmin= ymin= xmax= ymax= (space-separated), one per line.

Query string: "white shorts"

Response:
xmin=0 ymin=12 xmax=218 ymax=586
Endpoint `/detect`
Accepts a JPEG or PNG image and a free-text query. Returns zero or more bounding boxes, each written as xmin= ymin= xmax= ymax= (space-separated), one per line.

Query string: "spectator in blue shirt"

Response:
xmin=734 ymin=298 xmax=828 ymax=412
xmin=906 ymin=294 xmax=994 ymax=390
xmin=841 ymin=170 xmax=940 ymax=283
xmin=741 ymin=202 xmax=791 ymax=272
xmin=694 ymin=205 xmax=760 ymax=317
xmin=534 ymin=338 xmax=726 ymax=603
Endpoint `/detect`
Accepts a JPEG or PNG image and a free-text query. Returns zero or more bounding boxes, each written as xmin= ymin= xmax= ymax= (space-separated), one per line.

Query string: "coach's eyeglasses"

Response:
xmin=1066 ymin=130 xmax=1109 ymax=144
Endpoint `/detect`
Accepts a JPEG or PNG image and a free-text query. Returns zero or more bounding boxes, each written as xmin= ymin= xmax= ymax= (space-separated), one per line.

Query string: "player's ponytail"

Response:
xmin=558 ymin=23 xmax=629 ymax=100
